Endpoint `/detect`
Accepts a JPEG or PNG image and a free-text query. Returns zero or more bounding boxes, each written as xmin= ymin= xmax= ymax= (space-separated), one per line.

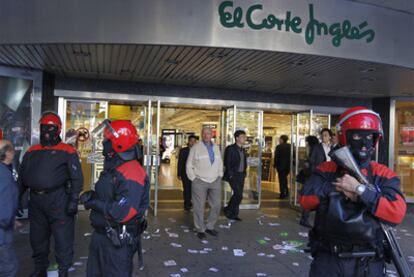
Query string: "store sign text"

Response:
xmin=218 ymin=1 xmax=375 ymax=47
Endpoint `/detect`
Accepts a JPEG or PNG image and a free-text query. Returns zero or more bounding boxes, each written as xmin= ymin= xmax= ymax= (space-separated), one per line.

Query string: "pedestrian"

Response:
xmin=18 ymin=112 xmax=83 ymax=277
xmin=297 ymin=135 xmax=319 ymax=228
xmin=0 ymin=140 xmax=21 ymax=277
xmin=80 ymin=120 xmax=150 ymax=277
xmin=186 ymin=127 xmax=223 ymax=240
xmin=223 ymin=130 xmax=247 ymax=221
xmin=309 ymin=128 xmax=333 ymax=171
xmin=274 ymin=135 xmax=291 ymax=199
xmin=331 ymin=133 xmax=340 ymax=151
xmin=300 ymin=107 xmax=407 ymax=276
xmin=177 ymin=135 xmax=198 ymax=211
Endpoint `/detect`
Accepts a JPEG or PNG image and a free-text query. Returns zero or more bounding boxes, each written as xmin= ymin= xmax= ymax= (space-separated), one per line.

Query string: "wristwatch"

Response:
xmin=355 ymin=184 xmax=366 ymax=196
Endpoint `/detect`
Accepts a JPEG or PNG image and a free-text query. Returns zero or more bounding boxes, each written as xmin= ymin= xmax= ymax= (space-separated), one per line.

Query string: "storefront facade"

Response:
xmin=0 ymin=0 xmax=414 ymax=210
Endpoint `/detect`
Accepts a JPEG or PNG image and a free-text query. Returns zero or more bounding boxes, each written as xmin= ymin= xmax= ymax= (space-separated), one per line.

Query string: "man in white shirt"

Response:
xmin=186 ymin=128 xmax=223 ymax=240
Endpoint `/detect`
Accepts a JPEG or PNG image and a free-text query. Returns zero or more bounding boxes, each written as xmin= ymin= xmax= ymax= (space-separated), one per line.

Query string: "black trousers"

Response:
xmin=226 ymin=172 xmax=245 ymax=217
xmin=310 ymin=251 xmax=386 ymax=277
xmin=87 ymin=232 xmax=136 ymax=277
xmin=181 ymin=176 xmax=192 ymax=209
xmin=277 ymin=169 xmax=289 ymax=196
xmin=29 ymin=188 xmax=74 ymax=272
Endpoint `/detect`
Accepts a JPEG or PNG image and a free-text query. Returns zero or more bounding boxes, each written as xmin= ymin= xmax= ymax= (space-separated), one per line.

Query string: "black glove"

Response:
xmin=80 ymin=190 xmax=96 ymax=210
xmin=66 ymin=198 xmax=78 ymax=216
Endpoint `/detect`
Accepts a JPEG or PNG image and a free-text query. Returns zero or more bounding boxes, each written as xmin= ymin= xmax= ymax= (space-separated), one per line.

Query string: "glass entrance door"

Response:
xmin=223 ymin=106 xmax=263 ymax=209
xmin=290 ymin=111 xmax=332 ymax=207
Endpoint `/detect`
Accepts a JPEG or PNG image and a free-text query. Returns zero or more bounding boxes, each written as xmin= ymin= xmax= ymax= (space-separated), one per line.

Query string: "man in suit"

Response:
xmin=309 ymin=128 xmax=333 ymax=171
xmin=177 ymin=135 xmax=197 ymax=211
xmin=223 ymin=130 xmax=247 ymax=221
xmin=274 ymin=135 xmax=291 ymax=199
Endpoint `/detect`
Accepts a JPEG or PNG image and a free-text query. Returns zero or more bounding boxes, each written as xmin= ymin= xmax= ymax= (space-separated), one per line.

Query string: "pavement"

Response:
xmin=13 ymin=203 xmax=414 ymax=277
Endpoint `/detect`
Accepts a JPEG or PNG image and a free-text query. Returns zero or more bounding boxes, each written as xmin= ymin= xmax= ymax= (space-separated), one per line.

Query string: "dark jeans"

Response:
xmin=87 ymin=232 xmax=136 ymax=277
xmin=277 ymin=169 xmax=289 ymax=196
xmin=181 ymin=177 xmax=192 ymax=209
xmin=226 ymin=172 xmax=245 ymax=217
xmin=310 ymin=251 xmax=386 ymax=277
xmin=0 ymin=243 xmax=18 ymax=277
xmin=29 ymin=188 xmax=75 ymax=272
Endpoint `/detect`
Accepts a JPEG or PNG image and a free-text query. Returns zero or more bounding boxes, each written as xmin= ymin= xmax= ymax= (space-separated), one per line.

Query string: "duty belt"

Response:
xmin=30 ymin=185 xmax=63 ymax=195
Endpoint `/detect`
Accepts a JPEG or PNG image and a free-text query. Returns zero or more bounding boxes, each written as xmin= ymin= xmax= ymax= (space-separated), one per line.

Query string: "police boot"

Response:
xmin=58 ymin=270 xmax=69 ymax=277
xmin=29 ymin=270 xmax=47 ymax=277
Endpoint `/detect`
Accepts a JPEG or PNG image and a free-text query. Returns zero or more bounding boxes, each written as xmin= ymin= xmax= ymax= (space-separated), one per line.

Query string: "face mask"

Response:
xmin=102 ymin=139 xmax=114 ymax=159
xmin=347 ymin=130 xmax=375 ymax=163
xmin=40 ymin=124 xmax=60 ymax=146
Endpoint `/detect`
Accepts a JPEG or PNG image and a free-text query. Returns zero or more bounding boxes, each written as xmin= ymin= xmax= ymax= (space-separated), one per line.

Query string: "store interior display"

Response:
xmin=394 ymin=101 xmax=414 ymax=198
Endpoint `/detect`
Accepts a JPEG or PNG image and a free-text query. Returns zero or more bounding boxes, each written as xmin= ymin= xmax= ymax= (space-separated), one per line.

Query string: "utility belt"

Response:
xmin=308 ymin=230 xmax=385 ymax=260
xmin=30 ymin=185 xmax=64 ymax=195
xmin=30 ymin=181 xmax=73 ymax=196
xmin=94 ymin=217 xmax=148 ymax=249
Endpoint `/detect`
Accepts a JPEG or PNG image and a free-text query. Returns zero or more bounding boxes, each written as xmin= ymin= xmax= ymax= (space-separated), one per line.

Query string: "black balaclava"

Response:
xmin=347 ymin=130 xmax=376 ymax=165
xmin=40 ymin=124 xmax=61 ymax=146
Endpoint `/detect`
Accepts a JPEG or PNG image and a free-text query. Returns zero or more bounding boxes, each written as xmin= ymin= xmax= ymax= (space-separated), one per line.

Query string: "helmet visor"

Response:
xmin=91 ymin=119 xmax=119 ymax=139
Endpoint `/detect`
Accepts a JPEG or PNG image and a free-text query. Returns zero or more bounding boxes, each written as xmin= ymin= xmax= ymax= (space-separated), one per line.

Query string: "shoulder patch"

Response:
xmin=27 ymin=144 xmax=43 ymax=152
xmin=116 ymin=160 xmax=146 ymax=186
xmin=316 ymin=161 xmax=338 ymax=173
xmin=52 ymin=143 xmax=77 ymax=154
xmin=370 ymin=162 xmax=397 ymax=179
xmin=26 ymin=143 xmax=76 ymax=154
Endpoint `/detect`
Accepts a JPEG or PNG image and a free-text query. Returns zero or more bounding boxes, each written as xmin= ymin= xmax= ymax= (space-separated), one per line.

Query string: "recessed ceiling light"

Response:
xmin=360 ymin=67 xmax=377 ymax=73
xmin=165 ymin=59 xmax=180 ymax=65
xmin=361 ymin=77 xmax=377 ymax=82
xmin=289 ymin=59 xmax=306 ymax=66
xmin=208 ymin=52 xmax=227 ymax=59
xmin=72 ymin=50 xmax=91 ymax=57
xmin=235 ymin=66 xmax=249 ymax=72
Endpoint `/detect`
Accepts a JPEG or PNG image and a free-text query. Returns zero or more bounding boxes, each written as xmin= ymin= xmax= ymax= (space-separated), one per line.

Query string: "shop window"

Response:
xmin=394 ymin=101 xmax=414 ymax=199
xmin=0 ymin=76 xmax=33 ymax=167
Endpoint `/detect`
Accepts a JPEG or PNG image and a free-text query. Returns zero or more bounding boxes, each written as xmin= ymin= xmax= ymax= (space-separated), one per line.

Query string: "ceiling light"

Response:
xmin=359 ymin=67 xmax=377 ymax=73
xmin=208 ymin=52 xmax=227 ymax=59
xmin=72 ymin=50 xmax=91 ymax=57
xmin=165 ymin=59 xmax=180 ymax=65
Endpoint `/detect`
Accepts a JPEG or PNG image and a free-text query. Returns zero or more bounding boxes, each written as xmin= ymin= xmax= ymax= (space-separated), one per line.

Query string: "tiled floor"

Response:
xmin=13 ymin=205 xmax=414 ymax=277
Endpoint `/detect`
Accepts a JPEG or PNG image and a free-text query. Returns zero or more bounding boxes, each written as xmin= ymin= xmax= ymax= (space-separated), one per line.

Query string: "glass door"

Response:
xmin=59 ymin=98 xmax=108 ymax=192
xmin=223 ymin=106 xmax=263 ymax=209
xmin=144 ymin=100 xmax=160 ymax=216
xmin=291 ymin=111 xmax=311 ymax=207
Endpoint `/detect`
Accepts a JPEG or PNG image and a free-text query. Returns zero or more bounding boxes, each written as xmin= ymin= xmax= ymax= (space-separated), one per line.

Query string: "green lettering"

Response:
xmin=218 ymin=1 xmax=244 ymax=28
xmin=246 ymin=4 xmax=264 ymax=30
xmin=267 ymin=14 xmax=284 ymax=30
xmin=358 ymin=21 xmax=375 ymax=43
xmin=329 ymin=23 xmax=343 ymax=47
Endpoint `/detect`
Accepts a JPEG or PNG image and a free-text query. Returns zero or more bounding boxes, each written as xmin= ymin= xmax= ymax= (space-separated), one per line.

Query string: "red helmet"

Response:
xmin=104 ymin=120 xmax=139 ymax=153
xmin=336 ymin=107 xmax=383 ymax=146
xmin=40 ymin=111 xmax=62 ymax=134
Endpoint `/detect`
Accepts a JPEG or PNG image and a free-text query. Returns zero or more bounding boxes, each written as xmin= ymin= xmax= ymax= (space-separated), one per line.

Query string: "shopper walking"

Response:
xmin=309 ymin=128 xmax=333 ymax=171
xmin=186 ymin=127 xmax=223 ymax=240
xmin=274 ymin=135 xmax=291 ymax=199
xmin=177 ymin=135 xmax=197 ymax=211
xmin=223 ymin=130 xmax=247 ymax=221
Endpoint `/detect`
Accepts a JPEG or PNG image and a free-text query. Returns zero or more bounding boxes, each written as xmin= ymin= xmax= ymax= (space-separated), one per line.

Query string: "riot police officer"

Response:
xmin=80 ymin=120 xmax=149 ymax=277
xmin=19 ymin=111 xmax=83 ymax=277
xmin=300 ymin=107 xmax=407 ymax=276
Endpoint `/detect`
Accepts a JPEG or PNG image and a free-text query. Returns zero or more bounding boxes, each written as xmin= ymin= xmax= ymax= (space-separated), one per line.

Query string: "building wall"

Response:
xmin=54 ymin=76 xmax=372 ymax=109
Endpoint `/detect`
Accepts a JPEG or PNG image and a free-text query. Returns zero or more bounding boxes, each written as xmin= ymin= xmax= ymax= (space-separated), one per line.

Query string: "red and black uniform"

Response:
xmin=300 ymin=161 xmax=406 ymax=276
xmin=86 ymin=154 xmax=150 ymax=277
xmin=19 ymin=142 xmax=83 ymax=274
xmin=81 ymin=119 xmax=149 ymax=277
